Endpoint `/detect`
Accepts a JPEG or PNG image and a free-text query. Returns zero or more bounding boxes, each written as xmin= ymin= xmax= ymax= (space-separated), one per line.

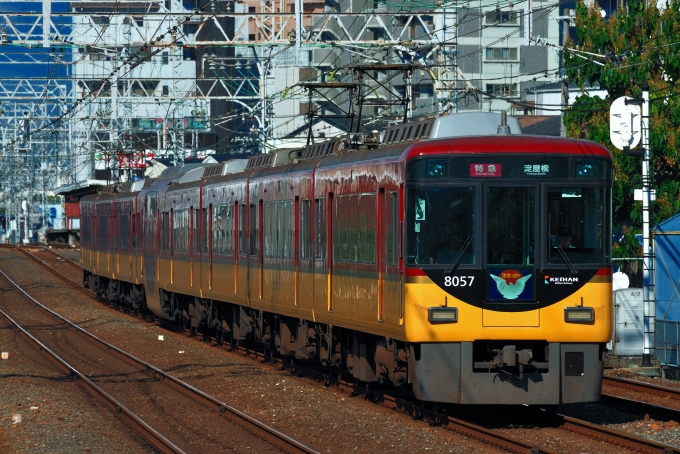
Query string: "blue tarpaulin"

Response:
xmin=654 ymin=213 xmax=680 ymax=321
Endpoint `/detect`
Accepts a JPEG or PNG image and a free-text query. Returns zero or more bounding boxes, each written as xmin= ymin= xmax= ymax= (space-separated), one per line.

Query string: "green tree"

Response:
xmin=564 ymin=0 xmax=680 ymax=257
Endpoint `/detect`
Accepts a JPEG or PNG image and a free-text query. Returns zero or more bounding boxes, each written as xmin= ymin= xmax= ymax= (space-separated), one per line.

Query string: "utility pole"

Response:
xmin=560 ymin=78 xmax=568 ymax=137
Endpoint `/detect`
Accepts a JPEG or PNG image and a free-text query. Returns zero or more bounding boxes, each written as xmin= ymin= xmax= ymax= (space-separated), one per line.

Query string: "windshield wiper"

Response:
xmin=445 ymin=235 xmax=473 ymax=276
xmin=550 ymin=235 xmax=577 ymax=276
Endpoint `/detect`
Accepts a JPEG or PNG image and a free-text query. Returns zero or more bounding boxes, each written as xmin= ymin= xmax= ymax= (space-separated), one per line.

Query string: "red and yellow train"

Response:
xmin=81 ymin=112 xmax=612 ymax=405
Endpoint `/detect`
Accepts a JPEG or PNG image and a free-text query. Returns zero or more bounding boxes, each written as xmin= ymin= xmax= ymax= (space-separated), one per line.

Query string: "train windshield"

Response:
xmin=406 ymin=186 xmax=476 ymax=265
xmin=547 ymin=186 xmax=609 ymax=264
xmin=486 ymin=187 xmax=535 ymax=266
xmin=406 ymin=183 xmax=610 ymax=267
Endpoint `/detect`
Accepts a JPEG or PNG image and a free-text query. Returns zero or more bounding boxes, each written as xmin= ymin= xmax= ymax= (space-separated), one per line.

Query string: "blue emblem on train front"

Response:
xmin=489 ymin=269 xmax=533 ymax=300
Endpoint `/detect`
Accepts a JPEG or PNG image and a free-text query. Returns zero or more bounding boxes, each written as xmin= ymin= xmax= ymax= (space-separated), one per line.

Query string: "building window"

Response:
xmin=485 ymin=11 xmax=519 ymax=24
xmin=162 ymin=52 xmax=169 ymax=65
xmin=183 ymin=48 xmax=196 ymax=61
xmin=131 ymin=80 xmax=160 ymax=97
xmin=92 ymin=16 xmax=110 ymax=25
xmin=415 ymin=84 xmax=434 ymax=98
xmin=485 ymin=47 xmax=518 ymax=60
xmin=486 ymin=84 xmax=517 ymax=97
xmin=89 ymin=51 xmax=107 ymax=61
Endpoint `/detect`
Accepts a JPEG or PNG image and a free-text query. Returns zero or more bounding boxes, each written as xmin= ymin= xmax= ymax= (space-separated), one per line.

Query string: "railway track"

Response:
xmin=5 ymin=246 xmax=560 ymax=453
xmin=557 ymin=414 xmax=677 ymax=453
xmin=0 ymin=267 xmax=317 ymax=454
xmin=600 ymin=375 xmax=680 ymax=429
xmin=9 ymin=245 xmax=680 ymax=453
xmin=604 ymin=376 xmax=680 ymax=401
xmin=0 ymin=306 xmax=182 ymax=454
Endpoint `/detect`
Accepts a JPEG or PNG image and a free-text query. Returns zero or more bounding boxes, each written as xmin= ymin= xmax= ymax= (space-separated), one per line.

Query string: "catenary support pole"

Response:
xmin=641 ymin=82 xmax=656 ymax=367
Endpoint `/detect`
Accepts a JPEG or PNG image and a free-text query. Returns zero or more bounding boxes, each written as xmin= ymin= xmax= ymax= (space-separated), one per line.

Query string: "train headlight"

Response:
xmin=428 ymin=307 xmax=458 ymax=323
xmin=564 ymin=307 xmax=594 ymax=323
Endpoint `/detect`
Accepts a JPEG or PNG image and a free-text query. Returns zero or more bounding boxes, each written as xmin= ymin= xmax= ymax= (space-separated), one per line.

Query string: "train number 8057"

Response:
xmin=443 ymin=276 xmax=475 ymax=287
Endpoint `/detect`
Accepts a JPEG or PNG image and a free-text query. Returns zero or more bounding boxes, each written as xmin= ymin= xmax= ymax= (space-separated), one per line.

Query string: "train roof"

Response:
xmin=403 ymin=135 xmax=612 ymax=160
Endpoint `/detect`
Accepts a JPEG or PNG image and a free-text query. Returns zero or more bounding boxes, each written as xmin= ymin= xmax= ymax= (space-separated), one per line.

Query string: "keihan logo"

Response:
xmin=544 ymin=275 xmax=579 ymax=285
xmin=490 ymin=269 xmax=532 ymax=299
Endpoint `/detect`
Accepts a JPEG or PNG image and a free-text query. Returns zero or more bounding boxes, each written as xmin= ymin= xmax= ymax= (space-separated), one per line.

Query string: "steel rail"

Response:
xmin=604 ymin=376 xmax=680 ymax=400
xmin=13 ymin=247 xmax=95 ymax=300
xmin=0 ymin=265 xmax=318 ymax=454
xmin=36 ymin=246 xmax=82 ymax=268
xmin=20 ymin=245 xmax=82 ymax=273
xmin=560 ymin=415 xmax=677 ymax=453
xmin=0 ymin=275 xmax=183 ymax=454
xmin=600 ymin=394 xmax=680 ymax=423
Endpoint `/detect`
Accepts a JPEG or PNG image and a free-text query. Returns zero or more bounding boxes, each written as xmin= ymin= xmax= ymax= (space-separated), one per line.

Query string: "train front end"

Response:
xmin=403 ymin=136 xmax=612 ymax=405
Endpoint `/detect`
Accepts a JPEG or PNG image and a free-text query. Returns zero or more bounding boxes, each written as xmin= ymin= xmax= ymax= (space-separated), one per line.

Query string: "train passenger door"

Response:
xmin=378 ymin=189 xmax=385 ymax=320
xmin=313 ymin=194 xmax=331 ymax=312
xmin=299 ymin=198 xmax=313 ymax=308
xmin=238 ymin=203 xmax=248 ymax=297
xmin=233 ymin=201 xmax=239 ymax=294
xmin=113 ymin=212 xmax=119 ymax=274
xmin=381 ymin=190 xmax=401 ymax=324
xmin=191 ymin=206 xmax=196 ymax=287
xmin=107 ymin=212 xmax=112 ymax=272
xmin=207 ymin=204 xmax=212 ymax=290
xmin=247 ymin=200 xmax=262 ymax=302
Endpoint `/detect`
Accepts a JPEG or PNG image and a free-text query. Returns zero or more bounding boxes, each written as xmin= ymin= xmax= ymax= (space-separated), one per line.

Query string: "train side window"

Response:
xmin=162 ymin=211 xmax=170 ymax=251
xmin=250 ymin=203 xmax=259 ymax=256
xmin=225 ymin=204 xmax=234 ymax=254
xmin=387 ymin=192 xmax=398 ymax=265
xmin=143 ymin=193 xmax=157 ymax=252
xmin=239 ymin=203 xmax=247 ymax=255
xmin=120 ymin=213 xmax=130 ymax=248
xmin=132 ymin=210 xmax=138 ymax=250
xmin=213 ymin=205 xmax=224 ymax=254
xmin=145 ymin=193 xmax=156 ymax=215
xmin=82 ymin=213 xmax=89 ymax=245
xmin=264 ymin=202 xmax=276 ymax=257
xmin=212 ymin=204 xmax=234 ymax=254
xmin=98 ymin=214 xmax=108 ymax=247
xmin=201 ymin=207 xmax=209 ymax=253
xmin=193 ymin=208 xmax=199 ymax=253
xmin=174 ymin=208 xmax=189 ymax=253
xmin=300 ymin=199 xmax=312 ymax=259
xmin=282 ymin=201 xmax=293 ymax=259
xmin=335 ymin=196 xmax=349 ymax=261
xmin=314 ymin=198 xmax=326 ymax=260
xmin=262 ymin=200 xmax=293 ymax=259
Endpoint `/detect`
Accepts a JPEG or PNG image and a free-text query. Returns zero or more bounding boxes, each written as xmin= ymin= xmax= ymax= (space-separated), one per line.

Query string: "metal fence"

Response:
xmin=656 ymin=320 xmax=680 ymax=366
